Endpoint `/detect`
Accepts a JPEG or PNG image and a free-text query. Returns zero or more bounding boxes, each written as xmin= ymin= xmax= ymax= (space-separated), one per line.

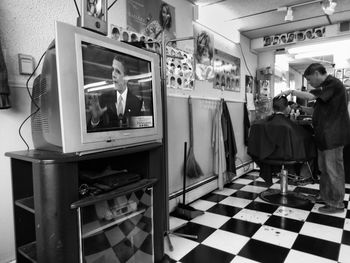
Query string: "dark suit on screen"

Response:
xmin=87 ymin=89 xmax=142 ymax=131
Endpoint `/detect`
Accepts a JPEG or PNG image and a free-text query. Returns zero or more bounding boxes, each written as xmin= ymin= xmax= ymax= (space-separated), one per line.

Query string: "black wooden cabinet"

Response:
xmin=6 ymin=142 xmax=166 ymax=263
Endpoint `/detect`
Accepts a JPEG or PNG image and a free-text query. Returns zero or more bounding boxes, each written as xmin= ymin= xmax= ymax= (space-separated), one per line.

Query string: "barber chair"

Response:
xmin=259 ymin=159 xmax=315 ymax=207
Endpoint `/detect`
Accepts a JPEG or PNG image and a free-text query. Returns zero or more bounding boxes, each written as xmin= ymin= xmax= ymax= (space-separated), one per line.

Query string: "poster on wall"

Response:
xmin=212 ymin=49 xmax=240 ymax=92
xmin=166 ymin=46 xmax=194 ymax=90
xmin=193 ymin=23 xmax=215 ymax=81
xmin=126 ymin=0 xmax=176 ymax=46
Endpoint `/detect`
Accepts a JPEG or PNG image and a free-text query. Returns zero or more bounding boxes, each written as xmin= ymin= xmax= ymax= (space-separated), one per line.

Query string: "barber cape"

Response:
xmin=248 ymin=114 xmax=316 ymax=161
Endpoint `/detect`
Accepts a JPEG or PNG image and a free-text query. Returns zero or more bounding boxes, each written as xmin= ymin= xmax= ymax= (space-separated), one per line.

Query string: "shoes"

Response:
xmin=314 ymin=195 xmax=326 ymax=204
xmin=296 ymin=178 xmax=314 ymax=186
xmin=318 ymin=205 xmax=344 ymax=214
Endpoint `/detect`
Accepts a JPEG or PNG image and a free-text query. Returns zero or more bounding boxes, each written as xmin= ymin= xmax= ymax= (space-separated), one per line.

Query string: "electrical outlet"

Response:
xmin=18 ymin=53 xmax=34 ymax=75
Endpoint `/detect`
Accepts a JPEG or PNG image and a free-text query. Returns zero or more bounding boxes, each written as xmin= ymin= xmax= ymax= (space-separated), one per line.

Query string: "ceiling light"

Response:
xmin=322 ymin=0 xmax=337 ymax=15
xmin=294 ymin=50 xmax=333 ymax=59
xmin=285 ymin=8 xmax=293 ymax=21
xmin=288 ymin=39 xmax=350 ymax=54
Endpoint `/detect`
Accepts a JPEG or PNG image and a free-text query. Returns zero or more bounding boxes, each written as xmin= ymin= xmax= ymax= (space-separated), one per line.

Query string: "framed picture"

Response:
xmin=78 ymin=0 xmax=108 ymax=35
xmin=263 ymin=36 xmax=272 ymax=46
xmin=110 ymin=25 xmax=121 ymax=40
xmin=314 ymin=27 xmax=325 ymax=38
xmin=287 ymin=32 xmax=296 ymax=43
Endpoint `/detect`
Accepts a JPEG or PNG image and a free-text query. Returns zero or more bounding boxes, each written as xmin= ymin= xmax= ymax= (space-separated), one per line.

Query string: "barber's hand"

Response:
xmin=86 ymin=93 xmax=107 ymax=123
xmin=276 ymin=89 xmax=293 ymax=97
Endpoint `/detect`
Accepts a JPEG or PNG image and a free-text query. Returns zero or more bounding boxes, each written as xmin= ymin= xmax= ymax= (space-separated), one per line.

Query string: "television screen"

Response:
xmin=82 ymin=42 xmax=154 ymax=132
xmin=31 ymin=21 xmax=162 ymax=154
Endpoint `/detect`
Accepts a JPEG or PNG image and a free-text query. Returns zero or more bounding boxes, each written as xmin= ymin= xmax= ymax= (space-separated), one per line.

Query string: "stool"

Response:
xmin=259 ymin=160 xmax=315 ymax=207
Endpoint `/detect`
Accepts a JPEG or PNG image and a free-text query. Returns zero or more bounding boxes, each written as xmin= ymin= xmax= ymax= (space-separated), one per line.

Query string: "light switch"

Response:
xmin=18 ymin=54 xmax=34 ymax=75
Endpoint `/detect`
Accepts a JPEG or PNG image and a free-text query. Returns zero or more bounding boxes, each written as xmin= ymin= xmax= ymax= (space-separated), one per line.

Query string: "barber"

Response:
xmin=278 ymin=63 xmax=350 ymax=214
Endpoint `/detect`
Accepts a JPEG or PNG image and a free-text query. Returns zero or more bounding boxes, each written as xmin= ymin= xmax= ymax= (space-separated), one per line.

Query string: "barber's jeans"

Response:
xmin=318 ymin=147 xmax=345 ymax=209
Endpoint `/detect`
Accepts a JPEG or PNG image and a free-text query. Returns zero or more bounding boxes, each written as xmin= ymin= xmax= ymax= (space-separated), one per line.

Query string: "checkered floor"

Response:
xmin=165 ymin=170 xmax=350 ymax=263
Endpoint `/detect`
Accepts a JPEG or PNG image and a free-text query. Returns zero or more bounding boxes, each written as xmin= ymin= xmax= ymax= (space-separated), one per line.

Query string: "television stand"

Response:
xmin=6 ymin=142 xmax=166 ymax=263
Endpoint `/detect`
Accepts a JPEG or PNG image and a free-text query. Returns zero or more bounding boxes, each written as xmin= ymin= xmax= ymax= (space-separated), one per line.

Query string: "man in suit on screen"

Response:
xmin=86 ymin=55 xmax=142 ymax=130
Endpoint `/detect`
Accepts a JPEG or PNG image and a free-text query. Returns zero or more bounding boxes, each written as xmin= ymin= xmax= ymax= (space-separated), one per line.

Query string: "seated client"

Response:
xmin=248 ymin=95 xmax=316 ymax=185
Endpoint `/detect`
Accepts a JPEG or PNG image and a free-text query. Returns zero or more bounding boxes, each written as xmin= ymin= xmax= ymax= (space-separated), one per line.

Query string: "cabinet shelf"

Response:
xmin=82 ymin=208 xmax=146 ymax=238
xmin=71 ymin=178 xmax=157 ymax=209
xmin=15 ymin=197 xmax=34 ymax=214
xmin=18 ymin=241 xmax=37 ymax=263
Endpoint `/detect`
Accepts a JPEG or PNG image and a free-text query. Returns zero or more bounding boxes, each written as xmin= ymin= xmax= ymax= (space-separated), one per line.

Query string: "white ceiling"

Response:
xmin=187 ymin=0 xmax=350 ymax=73
xmin=187 ymin=0 xmax=350 ymax=39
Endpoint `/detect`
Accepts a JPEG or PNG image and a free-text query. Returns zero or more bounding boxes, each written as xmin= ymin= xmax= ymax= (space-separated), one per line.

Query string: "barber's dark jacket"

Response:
xmin=310 ymin=75 xmax=350 ymax=150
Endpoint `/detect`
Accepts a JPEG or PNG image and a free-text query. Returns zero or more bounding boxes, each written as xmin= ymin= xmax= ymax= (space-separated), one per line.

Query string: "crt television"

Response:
xmin=31 ymin=21 xmax=162 ymax=154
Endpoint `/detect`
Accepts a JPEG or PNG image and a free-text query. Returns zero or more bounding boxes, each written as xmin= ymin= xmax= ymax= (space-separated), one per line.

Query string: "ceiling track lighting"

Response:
xmin=285 ymin=7 xmax=293 ymax=21
xmin=277 ymin=0 xmax=337 ymax=22
xmin=322 ymin=0 xmax=337 ymax=15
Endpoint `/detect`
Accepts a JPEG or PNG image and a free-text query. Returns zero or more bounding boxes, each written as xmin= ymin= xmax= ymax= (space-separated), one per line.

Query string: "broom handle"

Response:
xmin=183 ymin=142 xmax=187 ymax=204
xmin=188 ymin=96 xmax=194 ymax=147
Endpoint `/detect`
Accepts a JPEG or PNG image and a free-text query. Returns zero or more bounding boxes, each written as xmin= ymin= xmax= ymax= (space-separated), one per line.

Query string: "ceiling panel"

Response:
xmin=329 ymin=11 xmax=350 ymax=24
xmin=193 ymin=0 xmax=350 ymax=39
xmin=205 ymin=0 xmax=304 ymax=19
xmin=230 ymin=4 xmax=326 ymax=31
xmin=187 ymin=0 xmax=224 ymax=6
xmin=187 ymin=0 xmax=350 ymax=75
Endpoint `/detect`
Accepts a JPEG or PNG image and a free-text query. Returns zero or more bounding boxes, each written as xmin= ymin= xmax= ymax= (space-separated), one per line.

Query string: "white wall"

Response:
xmin=0 ymin=1 xmax=127 ymax=262
xmin=0 ymin=1 xmax=78 ymax=262
xmin=0 ymin=1 xmax=257 ymax=262
xmin=257 ymin=50 xmax=274 ymax=69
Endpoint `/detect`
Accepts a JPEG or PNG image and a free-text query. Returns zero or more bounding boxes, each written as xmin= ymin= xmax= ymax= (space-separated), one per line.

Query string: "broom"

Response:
xmin=173 ymin=142 xmax=204 ymax=220
xmin=186 ymin=96 xmax=203 ymax=178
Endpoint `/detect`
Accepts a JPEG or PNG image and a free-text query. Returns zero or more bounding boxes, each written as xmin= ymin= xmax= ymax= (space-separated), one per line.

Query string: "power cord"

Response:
xmin=73 ymin=0 xmax=81 ymax=17
xmin=238 ymin=43 xmax=253 ymax=78
xmin=108 ymin=0 xmax=118 ymax=11
xmin=18 ymin=51 xmax=46 ymax=150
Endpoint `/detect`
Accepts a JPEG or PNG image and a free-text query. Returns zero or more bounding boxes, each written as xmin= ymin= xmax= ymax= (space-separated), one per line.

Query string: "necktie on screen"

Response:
xmin=117 ymin=95 xmax=123 ymax=116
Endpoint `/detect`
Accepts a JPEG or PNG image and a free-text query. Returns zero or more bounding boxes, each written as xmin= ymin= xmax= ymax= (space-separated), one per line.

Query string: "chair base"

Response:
xmin=260 ymin=189 xmax=315 ymax=208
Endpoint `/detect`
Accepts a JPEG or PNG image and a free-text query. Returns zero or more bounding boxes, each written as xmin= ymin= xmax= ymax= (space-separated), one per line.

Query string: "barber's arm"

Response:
xmin=277 ymin=89 xmax=316 ymax=100
xmin=300 ymin=106 xmax=314 ymax=115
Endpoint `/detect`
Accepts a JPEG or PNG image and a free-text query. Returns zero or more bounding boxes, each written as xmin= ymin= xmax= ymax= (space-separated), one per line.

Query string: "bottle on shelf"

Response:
xmin=290 ymin=109 xmax=295 ymax=120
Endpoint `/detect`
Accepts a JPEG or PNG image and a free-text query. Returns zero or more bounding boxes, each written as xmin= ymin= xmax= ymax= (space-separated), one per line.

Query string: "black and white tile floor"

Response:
xmin=165 ymin=171 xmax=350 ymax=263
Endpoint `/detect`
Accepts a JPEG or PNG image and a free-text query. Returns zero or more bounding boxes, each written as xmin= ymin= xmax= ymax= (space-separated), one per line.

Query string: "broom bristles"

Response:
xmin=186 ymin=148 xmax=203 ymax=178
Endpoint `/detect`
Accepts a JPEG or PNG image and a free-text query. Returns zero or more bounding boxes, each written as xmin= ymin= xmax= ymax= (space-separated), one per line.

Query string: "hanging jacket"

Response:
xmin=221 ymin=100 xmax=237 ymax=178
xmin=243 ymin=103 xmax=250 ymax=146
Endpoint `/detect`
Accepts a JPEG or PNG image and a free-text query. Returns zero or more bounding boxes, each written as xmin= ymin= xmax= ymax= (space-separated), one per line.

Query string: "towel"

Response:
xmin=212 ymin=100 xmax=226 ymax=189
